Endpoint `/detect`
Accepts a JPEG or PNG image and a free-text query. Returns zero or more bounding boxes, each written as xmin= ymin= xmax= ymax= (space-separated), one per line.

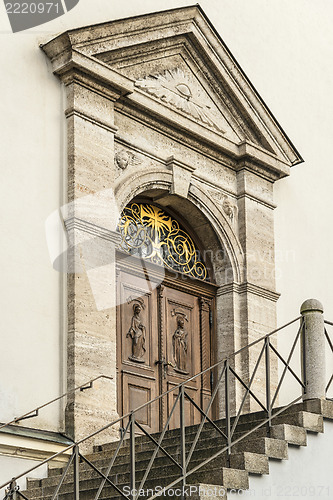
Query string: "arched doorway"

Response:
xmin=116 ymin=199 xmax=218 ymax=433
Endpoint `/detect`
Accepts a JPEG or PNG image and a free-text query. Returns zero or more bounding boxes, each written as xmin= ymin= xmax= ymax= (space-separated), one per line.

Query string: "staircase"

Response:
xmin=21 ymin=399 xmax=333 ymax=500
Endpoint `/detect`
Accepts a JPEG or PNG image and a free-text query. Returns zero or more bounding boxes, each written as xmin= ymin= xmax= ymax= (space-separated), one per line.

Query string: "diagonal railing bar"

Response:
xmin=50 ymin=451 xmax=75 ymax=500
xmin=185 ymin=363 xmax=227 ymax=468
xmin=324 ymin=328 xmax=333 ymax=353
xmin=146 ymin=395 xmax=304 ymax=500
xmin=134 ymin=421 xmax=182 ymax=470
xmin=270 ymin=321 xmax=304 ymax=408
xmin=137 ymin=392 xmax=181 ymax=494
xmin=228 ymin=366 xmax=267 ymax=412
xmin=184 ymin=391 xmax=227 ymax=469
xmin=16 ymin=491 xmax=30 ymax=500
xmin=94 ymin=419 xmax=131 ymax=500
xmin=184 ymin=391 xmax=228 ymax=442
xmin=324 ymin=320 xmax=333 ymax=327
xmin=324 ymin=326 xmax=333 ymax=393
xmin=326 ymin=374 xmax=333 ymax=393
xmin=270 ymin=343 xmax=305 ymax=389
xmin=231 ymin=342 xmax=266 ymax=438
xmin=79 ymin=453 xmax=130 ymax=500
xmin=183 ymin=395 xmax=304 ymax=491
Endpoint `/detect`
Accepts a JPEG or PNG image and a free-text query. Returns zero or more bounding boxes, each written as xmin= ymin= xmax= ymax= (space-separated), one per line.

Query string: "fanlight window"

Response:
xmin=117 ymin=203 xmax=209 ymax=281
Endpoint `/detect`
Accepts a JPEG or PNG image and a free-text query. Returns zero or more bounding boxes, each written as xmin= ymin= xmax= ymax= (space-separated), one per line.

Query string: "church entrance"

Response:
xmin=116 ymin=202 xmax=217 ymax=433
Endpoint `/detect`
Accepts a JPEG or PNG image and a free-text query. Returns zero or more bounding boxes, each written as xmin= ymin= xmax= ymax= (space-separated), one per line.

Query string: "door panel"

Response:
xmin=161 ymin=287 xmax=201 ymax=427
xmin=117 ymin=263 xmax=215 ymax=432
xmin=117 ymin=268 xmax=159 ymax=433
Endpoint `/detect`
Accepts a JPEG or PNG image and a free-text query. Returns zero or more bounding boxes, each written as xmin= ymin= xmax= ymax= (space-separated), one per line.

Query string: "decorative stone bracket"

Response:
xmin=166 ymin=156 xmax=196 ymax=199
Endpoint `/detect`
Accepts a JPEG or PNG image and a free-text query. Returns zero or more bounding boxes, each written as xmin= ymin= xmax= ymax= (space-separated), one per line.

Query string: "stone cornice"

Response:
xmin=165 ymin=156 xmax=196 ymax=173
xmin=237 ymin=192 xmax=277 ymax=210
xmin=64 ymin=217 xmax=121 ymax=245
xmin=217 ymin=282 xmax=280 ymax=302
xmin=114 ymin=102 xmax=290 ymax=181
xmin=65 ymin=107 xmax=118 ymax=134
xmin=40 ymin=45 xmax=134 ymax=100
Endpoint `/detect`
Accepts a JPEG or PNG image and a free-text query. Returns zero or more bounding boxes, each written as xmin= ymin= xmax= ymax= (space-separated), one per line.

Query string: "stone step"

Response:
xmin=24 ymin=463 xmax=248 ymax=499
xmin=93 ymin=407 xmax=319 ymax=459
xmin=271 ymin=411 xmax=324 ymax=433
xmin=96 ymin=416 xmax=269 ymax=455
xmin=91 ymin=421 xmax=272 ymax=463
xmin=270 ymin=424 xmax=307 ymax=446
xmin=232 ymin=436 xmax=288 ymax=460
xmin=46 ymin=430 xmax=271 ymax=482
xmin=24 ymin=398 xmax=333 ymax=500
xmin=28 ymin=448 xmax=253 ymax=492
xmin=303 ymin=398 xmax=333 ymax=419
xmin=230 ymin=452 xmax=269 ymax=475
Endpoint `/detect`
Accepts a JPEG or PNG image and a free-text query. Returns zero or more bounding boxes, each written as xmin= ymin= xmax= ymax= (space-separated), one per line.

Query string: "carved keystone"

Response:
xmin=166 ymin=156 xmax=196 ymax=198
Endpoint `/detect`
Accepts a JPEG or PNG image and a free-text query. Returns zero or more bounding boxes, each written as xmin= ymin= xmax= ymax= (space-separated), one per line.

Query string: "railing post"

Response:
xmin=300 ymin=299 xmax=326 ymax=400
xmin=224 ymin=359 xmax=231 ymax=464
xmin=73 ymin=445 xmax=80 ymax=500
xmin=130 ymin=412 xmax=136 ymax=500
xmin=179 ymin=385 xmax=186 ymax=492
xmin=265 ymin=337 xmax=272 ymax=430
xmin=6 ymin=480 xmax=18 ymax=500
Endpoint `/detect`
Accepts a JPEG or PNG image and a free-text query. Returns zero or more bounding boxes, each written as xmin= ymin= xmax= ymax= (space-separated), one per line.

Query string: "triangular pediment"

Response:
xmin=41 ymin=5 xmax=303 ymax=173
xmin=99 ymin=49 xmax=243 ymax=145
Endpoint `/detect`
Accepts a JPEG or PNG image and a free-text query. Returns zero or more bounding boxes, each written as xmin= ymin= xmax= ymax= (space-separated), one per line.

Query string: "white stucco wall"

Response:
xmin=0 ymin=0 xmax=332 ymax=431
xmin=0 ymin=456 xmax=47 ymax=498
xmin=229 ymin=420 xmax=333 ymax=499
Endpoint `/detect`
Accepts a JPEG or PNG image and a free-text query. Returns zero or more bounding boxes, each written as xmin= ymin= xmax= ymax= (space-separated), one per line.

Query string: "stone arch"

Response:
xmin=115 ymin=169 xmax=245 ymax=286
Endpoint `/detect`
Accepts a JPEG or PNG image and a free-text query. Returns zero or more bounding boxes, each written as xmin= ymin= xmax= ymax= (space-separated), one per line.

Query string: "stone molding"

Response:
xmin=237 ymin=192 xmax=277 ymax=211
xmin=217 ymin=282 xmax=280 ymax=302
xmin=64 ymin=217 xmax=121 ymax=245
xmin=65 ymin=107 xmax=118 ymax=134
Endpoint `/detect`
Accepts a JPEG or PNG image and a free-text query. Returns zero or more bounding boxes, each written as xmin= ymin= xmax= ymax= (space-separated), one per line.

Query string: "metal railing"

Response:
xmin=2 ymin=314 xmax=333 ymax=500
xmin=0 ymin=375 xmax=113 ymax=432
xmin=324 ymin=320 xmax=333 ymax=394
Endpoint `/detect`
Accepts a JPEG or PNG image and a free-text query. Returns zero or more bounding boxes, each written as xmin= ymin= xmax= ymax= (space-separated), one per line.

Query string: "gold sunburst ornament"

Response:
xmin=117 ymin=203 xmax=208 ymax=281
xmin=135 ymin=68 xmax=225 ymax=133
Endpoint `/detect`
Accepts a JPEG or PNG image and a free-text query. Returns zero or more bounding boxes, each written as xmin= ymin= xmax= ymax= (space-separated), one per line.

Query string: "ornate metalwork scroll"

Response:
xmin=117 ymin=203 xmax=208 ymax=281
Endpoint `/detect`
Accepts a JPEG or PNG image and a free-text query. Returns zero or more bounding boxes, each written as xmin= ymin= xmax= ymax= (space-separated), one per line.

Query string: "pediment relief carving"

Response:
xmin=135 ymin=68 xmax=225 ymax=134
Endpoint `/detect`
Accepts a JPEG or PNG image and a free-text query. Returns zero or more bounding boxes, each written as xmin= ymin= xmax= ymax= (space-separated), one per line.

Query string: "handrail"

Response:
xmin=2 ymin=313 xmax=332 ymax=499
xmin=0 ymin=316 xmax=302 ymax=491
xmin=0 ymin=375 xmax=113 ymax=433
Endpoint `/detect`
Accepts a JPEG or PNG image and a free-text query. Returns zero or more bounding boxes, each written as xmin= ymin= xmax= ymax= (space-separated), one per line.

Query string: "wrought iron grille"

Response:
xmin=117 ymin=203 xmax=209 ymax=281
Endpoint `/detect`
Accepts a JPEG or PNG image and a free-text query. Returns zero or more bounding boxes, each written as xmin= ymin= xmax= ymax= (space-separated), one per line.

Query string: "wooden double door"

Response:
xmin=116 ymin=259 xmax=216 ymax=433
